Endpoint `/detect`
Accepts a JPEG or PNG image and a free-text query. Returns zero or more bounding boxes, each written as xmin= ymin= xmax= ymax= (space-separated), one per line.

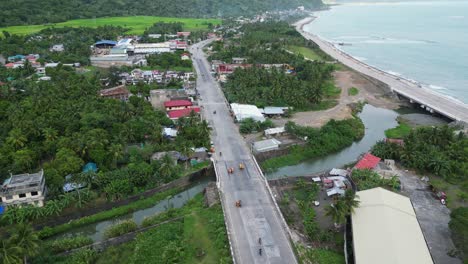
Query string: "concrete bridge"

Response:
xmin=190 ymin=40 xmax=298 ymax=264
xmin=295 ymin=18 xmax=468 ymax=124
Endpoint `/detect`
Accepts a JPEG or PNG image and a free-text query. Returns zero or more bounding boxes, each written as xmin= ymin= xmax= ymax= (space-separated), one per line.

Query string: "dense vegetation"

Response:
xmin=449 ymin=207 xmax=468 ymax=261
xmin=262 ymin=118 xmax=364 ymax=171
xmin=371 ymin=126 xmax=467 ymax=182
xmin=0 ymin=65 xmax=210 ymax=225
xmin=351 ymin=169 xmax=400 ymax=191
xmin=0 ymin=0 xmax=322 ymax=27
xmin=213 ymin=21 xmax=335 ymax=109
xmin=224 ymin=65 xmax=333 ymax=109
xmin=31 ymin=194 xmax=232 ymax=264
xmin=0 ymin=26 xmax=127 ymax=66
xmin=147 ymin=51 xmax=193 ymax=70
xmin=239 ymin=118 xmax=274 ymax=134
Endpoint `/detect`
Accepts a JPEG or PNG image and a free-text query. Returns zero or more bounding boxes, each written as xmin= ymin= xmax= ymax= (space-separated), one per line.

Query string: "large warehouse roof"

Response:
xmin=352 ymin=188 xmax=433 ymax=264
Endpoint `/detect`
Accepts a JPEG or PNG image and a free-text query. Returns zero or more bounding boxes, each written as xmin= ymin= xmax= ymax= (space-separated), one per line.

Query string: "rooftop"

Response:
xmin=167 ymin=107 xmax=200 ymax=119
xmin=2 ymin=170 xmax=44 ymax=188
xmin=164 ymin=100 xmax=193 ymax=108
xmin=352 ymin=187 xmax=433 ymax=264
xmin=354 ymin=153 xmax=381 ymax=170
xmin=99 ymin=85 xmax=130 ymax=97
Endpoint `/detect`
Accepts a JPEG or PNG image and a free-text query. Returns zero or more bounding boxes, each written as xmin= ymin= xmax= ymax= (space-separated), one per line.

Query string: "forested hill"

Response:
xmin=0 ymin=0 xmax=323 ymax=27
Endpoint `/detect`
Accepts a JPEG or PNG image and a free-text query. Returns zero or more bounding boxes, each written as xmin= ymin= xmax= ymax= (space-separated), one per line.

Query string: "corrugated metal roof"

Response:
xmin=352 ymin=188 xmax=433 ymax=264
xmin=355 ymin=153 xmax=381 ymax=169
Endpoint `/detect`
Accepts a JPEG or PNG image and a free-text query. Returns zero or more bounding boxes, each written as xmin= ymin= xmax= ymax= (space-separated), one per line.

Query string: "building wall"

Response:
xmin=1 ymin=190 xmax=45 ymax=207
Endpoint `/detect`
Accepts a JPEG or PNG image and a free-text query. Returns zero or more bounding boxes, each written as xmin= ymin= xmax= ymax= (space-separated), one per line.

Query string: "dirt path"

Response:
xmin=291 ymin=70 xmax=402 ymax=128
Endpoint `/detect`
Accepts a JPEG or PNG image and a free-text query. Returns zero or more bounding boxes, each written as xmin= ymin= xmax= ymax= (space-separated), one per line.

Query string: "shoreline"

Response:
xmin=294 ymin=15 xmax=468 ymax=123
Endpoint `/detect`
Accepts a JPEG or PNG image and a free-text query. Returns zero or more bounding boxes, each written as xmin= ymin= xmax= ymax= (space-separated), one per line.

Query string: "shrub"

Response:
xmin=104 ymin=220 xmax=138 ymax=239
xmin=47 ymin=236 xmax=93 ymax=253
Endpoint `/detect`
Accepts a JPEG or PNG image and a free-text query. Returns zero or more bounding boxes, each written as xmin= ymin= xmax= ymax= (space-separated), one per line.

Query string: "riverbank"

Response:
xmin=294 ymin=16 xmax=468 ymax=123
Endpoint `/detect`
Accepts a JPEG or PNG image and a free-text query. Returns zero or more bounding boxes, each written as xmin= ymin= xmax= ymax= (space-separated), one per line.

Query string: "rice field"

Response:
xmin=0 ymin=16 xmax=222 ymax=36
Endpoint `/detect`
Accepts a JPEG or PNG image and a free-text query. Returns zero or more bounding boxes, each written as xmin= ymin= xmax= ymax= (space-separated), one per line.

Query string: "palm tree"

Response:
xmin=160 ymin=154 xmax=175 ymax=180
xmin=6 ymin=128 xmax=28 ymax=150
xmin=109 ymin=143 xmax=124 ymax=168
xmin=0 ymin=240 xmax=22 ymax=264
xmin=41 ymin=127 xmax=58 ymax=142
xmin=11 ymin=223 xmax=40 ymax=264
xmin=342 ymin=189 xmax=360 ymax=215
xmin=325 ymin=200 xmax=347 ymax=227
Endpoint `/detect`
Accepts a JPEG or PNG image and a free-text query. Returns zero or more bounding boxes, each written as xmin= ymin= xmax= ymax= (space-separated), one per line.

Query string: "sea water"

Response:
xmin=304 ymin=0 xmax=468 ymax=103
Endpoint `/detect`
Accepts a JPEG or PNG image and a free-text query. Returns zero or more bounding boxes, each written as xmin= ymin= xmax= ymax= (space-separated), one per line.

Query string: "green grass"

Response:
xmin=104 ymin=194 xmax=232 ymax=264
xmin=296 ymin=244 xmax=345 ymax=264
xmin=323 ymin=82 xmax=341 ymax=99
xmin=348 ymin=87 xmax=359 ymax=96
xmin=308 ymin=100 xmax=339 ymax=111
xmin=385 ymin=121 xmax=412 ymax=139
xmin=0 ymin=16 xmax=221 ymax=36
xmin=287 ymin=45 xmax=323 ymax=61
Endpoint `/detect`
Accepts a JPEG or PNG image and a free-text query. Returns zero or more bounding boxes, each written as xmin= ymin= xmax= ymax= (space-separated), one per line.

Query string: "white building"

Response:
xmin=230 ymin=103 xmax=265 ymax=122
xmin=0 ymin=170 xmax=47 ymax=207
xmin=252 ymin=138 xmax=281 ymax=153
xmin=133 ymin=43 xmax=171 ymax=54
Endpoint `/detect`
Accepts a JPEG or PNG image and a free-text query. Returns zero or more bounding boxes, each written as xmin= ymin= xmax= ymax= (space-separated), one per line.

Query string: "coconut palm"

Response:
xmin=342 ymin=189 xmax=360 ymax=215
xmin=11 ymin=223 xmax=40 ymax=264
xmin=6 ymin=128 xmax=28 ymax=150
xmin=325 ymin=200 xmax=347 ymax=227
xmin=0 ymin=239 xmax=22 ymax=264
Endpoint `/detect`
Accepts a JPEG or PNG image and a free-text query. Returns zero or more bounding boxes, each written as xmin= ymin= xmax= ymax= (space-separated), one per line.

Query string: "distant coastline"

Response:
xmin=293 ymin=16 xmax=468 ymax=123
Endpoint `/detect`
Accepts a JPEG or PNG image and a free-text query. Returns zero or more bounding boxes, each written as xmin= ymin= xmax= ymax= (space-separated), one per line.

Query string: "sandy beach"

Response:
xmin=294 ymin=16 xmax=468 ymax=123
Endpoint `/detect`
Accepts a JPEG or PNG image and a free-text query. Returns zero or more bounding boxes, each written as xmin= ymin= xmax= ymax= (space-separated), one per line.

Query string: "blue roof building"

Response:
xmin=94 ymin=40 xmax=117 ymax=48
xmin=83 ymin=162 xmax=98 ymax=173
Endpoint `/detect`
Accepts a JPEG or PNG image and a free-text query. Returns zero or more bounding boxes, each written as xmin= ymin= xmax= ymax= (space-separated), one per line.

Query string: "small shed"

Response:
xmin=83 ymin=162 xmax=98 ymax=173
xmin=262 ymin=107 xmax=287 ymax=117
xmin=264 ymin=127 xmax=285 ymax=137
xmin=252 ymin=138 xmax=281 ymax=153
xmin=330 ymin=168 xmax=348 ymax=177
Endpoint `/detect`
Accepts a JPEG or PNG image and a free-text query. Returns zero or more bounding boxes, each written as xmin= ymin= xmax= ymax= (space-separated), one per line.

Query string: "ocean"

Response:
xmin=304 ymin=0 xmax=468 ymax=103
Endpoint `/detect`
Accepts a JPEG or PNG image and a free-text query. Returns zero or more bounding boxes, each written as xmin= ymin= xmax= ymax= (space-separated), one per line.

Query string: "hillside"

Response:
xmin=0 ymin=0 xmax=323 ymax=27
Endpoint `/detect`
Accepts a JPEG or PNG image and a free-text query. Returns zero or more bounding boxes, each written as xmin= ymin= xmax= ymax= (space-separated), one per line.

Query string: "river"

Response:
xmin=54 ymin=176 xmax=214 ymax=242
xmin=266 ymin=105 xmax=398 ymax=179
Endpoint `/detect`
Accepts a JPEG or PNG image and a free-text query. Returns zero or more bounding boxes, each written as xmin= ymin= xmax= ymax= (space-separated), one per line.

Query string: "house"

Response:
xmin=216 ymin=64 xmax=252 ymax=75
xmin=7 ymin=55 xmax=25 ymax=62
xmin=262 ymin=107 xmax=287 ymax=117
xmin=351 ymin=187 xmax=433 ymax=264
xmin=177 ymin=32 xmax=191 ymax=38
xmin=163 ymin=127 xmax=178 ymax=138
xmin=0 ymin=170 xmax=47 ymax=207
xmin=167 ymin=107 xmax=200 ymax=120
xmin=164 ymin=99 xmax=193 ymax=111
xmin=99 ymin=85 xmax=131 ymax=101
xmin=230 ymin=103 xmax=265 ymax=122
xmin=329 ymin=168 xmax=348 ymax=177
xmin=45 ymin=63 xmax=59 ymax=68
xmin=63 ymin=174 xmax=86 ymax=193
xmin=148 ymin=34 xmax=162 ymax=39
xmin=180 ymin=53 xmax=191 ymax=60
xmin=36 ymin=67 xmax=46 ymax=75
xmin=207 ymin=33 xmax=217 ymax=39
xmin=232 ymin=57 xmax=246 ymax=64
xmin=211 ymin=60 xmax=224 ymax=72
xmin=50 ymin=44 xmax=64 ymax=52
xmin=252 ymin=138 xmax=281 ymax=153
xmin=354 ymin=153 xmax=381 ymax=170
xmin=151 ymin=151 xmax=184 ymax=165
xmin=264 ymin=127 xmax=285 ymax=137
xmin=131 ymin=69 xmax=143 ymax=79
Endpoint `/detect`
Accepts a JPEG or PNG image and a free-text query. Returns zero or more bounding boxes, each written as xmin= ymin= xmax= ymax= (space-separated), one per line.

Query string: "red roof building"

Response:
xmin=354 ymin=153 xmax=381 ymax=170
xmin=177 ymin=32 xmax=191 ymax=37
xmin=216 ymin=64 xmax=253 ymax=75
xmin=5 ymin=63 xmax=15 ymax=68
xmin=167 ymin=107 xmax=200 ymax=120
xmin=164 ymin=100 xmax=193 ymax=111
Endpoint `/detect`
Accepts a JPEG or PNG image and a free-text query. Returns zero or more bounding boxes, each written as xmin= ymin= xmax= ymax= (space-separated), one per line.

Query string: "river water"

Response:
xmin=304 ymin=0 xmax=468 ymax=103
xmin=266 ymin=105 xmax=398 ymax=179
xmin=55 ymin=177 xmax=213 ymax=242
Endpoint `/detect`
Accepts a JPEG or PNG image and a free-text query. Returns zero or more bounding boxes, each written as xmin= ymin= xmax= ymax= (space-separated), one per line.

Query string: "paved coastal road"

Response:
xmin=190 ymin=40 xmax=297 ymax=264
xmin=295 ymin=18 xmax=468 ymax=123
